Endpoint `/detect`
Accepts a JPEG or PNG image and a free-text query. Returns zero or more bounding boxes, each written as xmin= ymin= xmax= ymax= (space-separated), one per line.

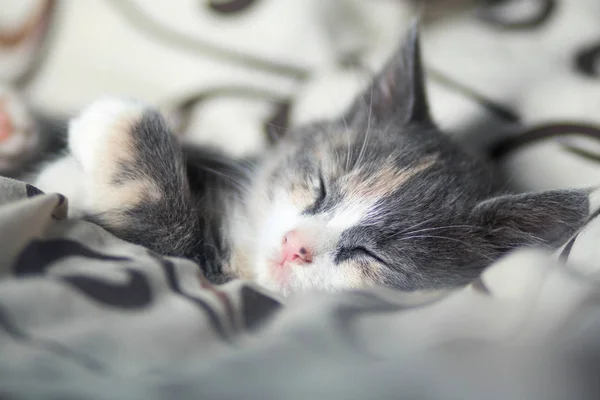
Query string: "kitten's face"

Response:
xmin=249 ymin=119 xmax=493 ymax=295
xmin=242 ymin=23 xmax=588 ymax=295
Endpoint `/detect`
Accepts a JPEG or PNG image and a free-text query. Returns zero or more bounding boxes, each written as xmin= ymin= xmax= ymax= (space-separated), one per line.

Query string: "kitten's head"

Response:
xmin=246 ymin=21 xmax=590 ymax=295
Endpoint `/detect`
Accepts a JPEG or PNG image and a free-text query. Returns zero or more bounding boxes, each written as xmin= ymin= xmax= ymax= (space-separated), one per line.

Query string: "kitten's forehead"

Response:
xmin=285 ymin=122 xmax=414 ymax=171
xmin=273 ymin=122 xmax=445 ymax=223
xmin=324 ymin=154 xmax=438 ymax=237
xmin=339 ymin=154 xmax=437 ymax=201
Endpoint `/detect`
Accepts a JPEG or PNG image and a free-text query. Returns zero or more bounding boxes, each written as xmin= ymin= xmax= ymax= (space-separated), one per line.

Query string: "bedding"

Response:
xmin=1 ymin=0 xmax=600 ymax=398
xmin=1 ymin=176 xmax=600 ymax=399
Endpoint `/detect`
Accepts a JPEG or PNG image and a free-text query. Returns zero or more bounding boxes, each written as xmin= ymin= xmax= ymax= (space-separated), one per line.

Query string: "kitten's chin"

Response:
xmin=252 ymin=256 xmax=298 ymax=296
xmin=262 ymin=261 xmax=292 ymax=295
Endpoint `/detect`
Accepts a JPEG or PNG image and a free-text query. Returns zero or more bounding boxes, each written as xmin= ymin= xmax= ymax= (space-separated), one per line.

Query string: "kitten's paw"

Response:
xmin=68 ymin=97 xmax=146 ymax=175
xmin=35 ymin=96 xmax=196 ymax=257
xmin=67 ymin=98 xmax=158 ymax=221
xmin=0 ymin=86 xmax=39 ymax=173
xmin=66 ymin=97 xmax=187 ymax=230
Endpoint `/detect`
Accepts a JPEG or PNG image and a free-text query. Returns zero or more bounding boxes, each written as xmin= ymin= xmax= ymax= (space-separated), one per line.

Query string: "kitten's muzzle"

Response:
xmin=280 ymin=230 xmax=313 ymax=265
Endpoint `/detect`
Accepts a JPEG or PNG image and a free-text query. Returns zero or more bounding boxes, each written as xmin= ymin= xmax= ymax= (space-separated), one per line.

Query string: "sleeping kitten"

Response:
xmin=4 ymin=22 xmax=591 ymax=295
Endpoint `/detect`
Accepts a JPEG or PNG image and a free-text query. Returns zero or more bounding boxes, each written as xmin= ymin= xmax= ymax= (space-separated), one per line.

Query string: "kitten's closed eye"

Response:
xmin=337 ymin=246 xmax=388 ymax=266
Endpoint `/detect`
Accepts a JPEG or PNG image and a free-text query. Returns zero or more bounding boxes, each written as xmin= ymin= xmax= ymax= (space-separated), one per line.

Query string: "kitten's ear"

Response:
xmin=346 ymin=19 xmax=431 ymax=127
xmin=471 ymin=189 xmax=590 ymax=250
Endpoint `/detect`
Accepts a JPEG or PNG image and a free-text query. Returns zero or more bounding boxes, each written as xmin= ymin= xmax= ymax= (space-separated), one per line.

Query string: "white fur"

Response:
xmin=249 ymin=184 xmax=376 ymax=294
xmin=327 ymin=201 xmax=372 ymax=233
xmin=251 ymin=191 xmax=306 ymax=291
xmin=33 ymin=155 xmax=86 ymax=218
xmin=33 ymin=98 xmax=148 ymax=218
xmin=67 ymin=98 xmax=145 ymax=172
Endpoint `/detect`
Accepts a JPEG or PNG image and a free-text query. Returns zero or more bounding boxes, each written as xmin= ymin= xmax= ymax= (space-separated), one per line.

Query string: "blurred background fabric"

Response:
xmin=1 ymin=0 xmax=600 ymax=187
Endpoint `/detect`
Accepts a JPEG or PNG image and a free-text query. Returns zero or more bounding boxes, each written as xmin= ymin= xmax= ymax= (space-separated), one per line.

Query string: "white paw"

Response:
xmin=64 ymin=97 xmax=167 ymax=226
xmin=0 ymin=86 xmax=39 ymax=172
xmin=68 ymin=97 xmax=146 ymax=173
xmin=34 ymin=155 xmax=86 ymax=218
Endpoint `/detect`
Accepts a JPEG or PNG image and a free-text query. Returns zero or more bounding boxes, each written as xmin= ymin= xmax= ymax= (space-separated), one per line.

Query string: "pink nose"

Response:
xmin=281 ymin=230 xmax=312 ymax=265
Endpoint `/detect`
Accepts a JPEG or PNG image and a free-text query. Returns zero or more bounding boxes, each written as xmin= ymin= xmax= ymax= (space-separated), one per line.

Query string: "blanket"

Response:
xmin=1 ymin=0 xmax=600 ymax=398
xmin=1 ymin=177 xmax=600 ymax=399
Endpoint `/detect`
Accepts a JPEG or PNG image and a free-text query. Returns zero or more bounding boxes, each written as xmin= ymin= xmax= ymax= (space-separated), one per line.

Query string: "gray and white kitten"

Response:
xmin=3 ymin=23 xmax=590 ymax=295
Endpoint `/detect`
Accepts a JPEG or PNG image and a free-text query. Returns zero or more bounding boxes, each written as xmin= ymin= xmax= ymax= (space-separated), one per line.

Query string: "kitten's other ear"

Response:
xmin=472 ymin=189 xmax=590 ymax=251
xmin=346 ymin=19 xmax=431 ymax=127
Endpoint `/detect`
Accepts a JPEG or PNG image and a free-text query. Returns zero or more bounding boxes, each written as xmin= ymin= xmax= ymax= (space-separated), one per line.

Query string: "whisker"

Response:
xmin=395 ymin=234 xmax=494 ymax=261
xmin=193 ymin=165 xmax=252 ymax=193
xmin=394 ymin=246 xmax=418 ymax=271
xmin=385 ymin=215 xmax=440 ymax=239
xmin=397 ymin=224 xmax=477 ymax=238
xmin=354 ymin=88 xmax=373 ymax=170
xmin=341 ymin=114 xmax=352 ymax=172
xmin=398 ymin=234 xmax=473 ymax=247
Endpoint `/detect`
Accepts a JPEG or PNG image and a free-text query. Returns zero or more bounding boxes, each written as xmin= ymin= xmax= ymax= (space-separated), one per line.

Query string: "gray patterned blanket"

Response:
xmin=1 ymin=0 xmax=600 ymax=398
xmin=1 ymin=177 xmax=600 ymax=399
